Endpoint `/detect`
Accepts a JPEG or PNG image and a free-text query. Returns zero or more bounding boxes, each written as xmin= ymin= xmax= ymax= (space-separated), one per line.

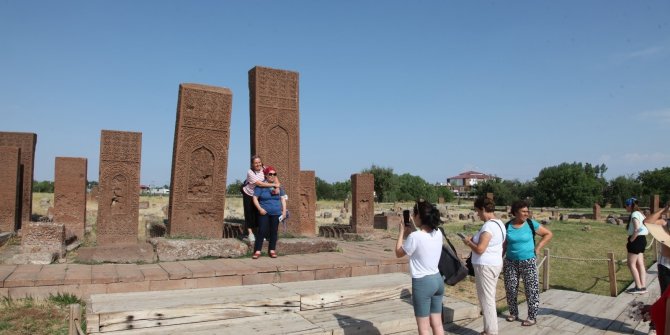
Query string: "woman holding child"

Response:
xmin=251 ymin=166 xmax=286 ymax=259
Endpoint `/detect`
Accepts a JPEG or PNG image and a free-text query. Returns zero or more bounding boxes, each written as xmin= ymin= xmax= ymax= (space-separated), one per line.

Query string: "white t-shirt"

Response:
xmin=628 ymin=211 xmax=648 ymax=236
xmin=402 ymin=229 xmax=442 ymax=279
xmin=471 ymin=219 xmax=505 ymax=266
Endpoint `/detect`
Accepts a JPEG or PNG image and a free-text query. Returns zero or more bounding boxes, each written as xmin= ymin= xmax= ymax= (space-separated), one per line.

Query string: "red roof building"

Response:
xmin=446 ymin=171 xmax=496 ymax=195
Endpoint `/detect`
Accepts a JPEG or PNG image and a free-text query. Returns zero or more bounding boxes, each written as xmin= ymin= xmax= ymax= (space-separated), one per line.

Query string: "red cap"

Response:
xmin=263 ymin=166 xmax=276 ymax=175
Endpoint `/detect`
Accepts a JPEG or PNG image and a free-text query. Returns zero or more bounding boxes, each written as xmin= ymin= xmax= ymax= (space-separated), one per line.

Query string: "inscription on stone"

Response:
xmin=0 ymin=132 xmax=37 ymax=227
xmin=169 ymin=83 xmax=232 ymax=238
xmin=0 ymin=146 xmax=21 ymax=232
xmin=97 ymin=130 xmax=141 ymax=245
xmin=351 ymin=173 xmax=375 ymax=233
xmin=54 ymin=157 xmax=87 ymax=238
xmin=249 ymin=66 xmax=302 ymax=235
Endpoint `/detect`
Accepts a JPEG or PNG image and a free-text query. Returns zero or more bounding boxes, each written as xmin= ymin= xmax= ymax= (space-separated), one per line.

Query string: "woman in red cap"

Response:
xmin=251 ymin=166 xmax=286 ymax=259
xmin=241 ymin=156 xmax=280 ymax=242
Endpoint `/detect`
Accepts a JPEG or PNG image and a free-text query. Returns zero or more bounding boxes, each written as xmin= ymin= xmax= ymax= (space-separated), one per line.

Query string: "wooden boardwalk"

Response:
xmin=445 ymin=266 xmax=660 ymax=335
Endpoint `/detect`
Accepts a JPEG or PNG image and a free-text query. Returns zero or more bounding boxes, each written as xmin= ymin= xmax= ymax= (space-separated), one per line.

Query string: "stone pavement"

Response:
xmin=0 ymin=238 xmax=407 ymax=300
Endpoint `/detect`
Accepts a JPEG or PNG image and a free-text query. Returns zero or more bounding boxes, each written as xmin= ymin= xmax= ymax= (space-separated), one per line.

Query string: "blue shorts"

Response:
xmin=411 ymin=272 xmax=444 ymax=317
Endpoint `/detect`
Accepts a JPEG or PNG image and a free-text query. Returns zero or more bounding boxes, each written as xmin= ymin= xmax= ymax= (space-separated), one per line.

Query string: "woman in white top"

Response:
xmin=241 ymin=155 xmax=280 ymax=242
xmin=625 ymin=197 xmax=649 ymax=294
xmin=461 ymin=196 xmax=506 ymax=335
xmin=395 ymin=199 xmax=444 ymax=335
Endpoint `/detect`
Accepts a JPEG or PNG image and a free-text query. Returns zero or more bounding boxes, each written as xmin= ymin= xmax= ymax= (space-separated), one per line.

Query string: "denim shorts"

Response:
xmin=411 ymin=272 xmax=444 ymax=317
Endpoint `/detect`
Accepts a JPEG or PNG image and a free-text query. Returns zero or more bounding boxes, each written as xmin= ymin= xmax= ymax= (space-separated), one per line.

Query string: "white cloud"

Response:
xmin=621 ymin=152 xmax=670 ymax=163
xmin=609 ymin=41 xmax=670 ymax=65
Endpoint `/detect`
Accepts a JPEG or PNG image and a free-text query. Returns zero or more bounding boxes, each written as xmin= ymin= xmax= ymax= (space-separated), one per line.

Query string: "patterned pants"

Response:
xmin=503 ymin=257 xmax=540 ymax=320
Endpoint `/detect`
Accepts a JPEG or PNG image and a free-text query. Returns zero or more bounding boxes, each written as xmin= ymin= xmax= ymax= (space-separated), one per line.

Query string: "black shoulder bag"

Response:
xmin=437 ymin=227 xmax=468 ymax=285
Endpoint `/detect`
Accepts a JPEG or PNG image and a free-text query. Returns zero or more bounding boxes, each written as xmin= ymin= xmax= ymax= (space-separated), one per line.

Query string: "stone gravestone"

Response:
xmin=486 ymin=192 xmax=494 ymax=200
xmin=0 ymin=146 xmax=21 ymax=232
xmin=298 ymin=171 xmax=316 ymax=236
xmin=54 ymin=157 xmax=87 ymax=239
xmin=96 ymin=130 xmax=142 ymax=245
xmin=438 ymin=197 xmax=445 ymax=204
xmin=168 ymin=83 xmax=232 ymax=238
xmin=249 ymin=66 xmax=302 ymax=235
xmin=351 ymin=173 xmax=374 ymax=233
xmin=651 ymin=194 xmax=660 ymax=214
xmin=0 ymin=132 xmax=37 ymax=227
xmin=593 ymin=203 xmax=601 ymax=221
xmin=21 ymin=222 xmax=66 ymax=259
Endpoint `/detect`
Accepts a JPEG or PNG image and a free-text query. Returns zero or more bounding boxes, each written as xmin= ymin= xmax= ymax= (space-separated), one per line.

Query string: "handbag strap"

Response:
xmin=438 ymin=227 xmax=459 ymax=253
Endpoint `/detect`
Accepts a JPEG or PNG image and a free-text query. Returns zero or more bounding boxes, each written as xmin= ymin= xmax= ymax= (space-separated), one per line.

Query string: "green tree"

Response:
xmin=638 ymin=167 xmax=670 ymax=205
xmin=331 ymin=180 xmax=351 ymax=200
xmin=361 ymin=165 xmax=398 ymax=202
xmin=603 ymin=175 xmax=642 ymax=208
xmin=226 ymin=179 xmax=244 ymax=196
xmin=534 ymin=162 xmax=606 ymax=207
xmin=396 ymin=173 xmax=438 ymax=202
xmin=32 ymin=180 xmax=54 ymax=193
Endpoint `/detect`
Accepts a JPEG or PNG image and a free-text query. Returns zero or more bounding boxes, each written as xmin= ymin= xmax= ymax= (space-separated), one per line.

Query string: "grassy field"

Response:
xmin=17 ymin=194 xmax=647 ymax=332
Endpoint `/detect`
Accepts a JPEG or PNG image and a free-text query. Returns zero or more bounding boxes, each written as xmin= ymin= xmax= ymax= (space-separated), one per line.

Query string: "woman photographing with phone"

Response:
xmin=395 ymin=200 xmax=444 ymax=335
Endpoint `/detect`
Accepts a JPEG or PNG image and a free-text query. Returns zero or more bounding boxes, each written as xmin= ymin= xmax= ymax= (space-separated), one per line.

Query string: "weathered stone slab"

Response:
xmin=21 ymin=222 xmax=65 ymax=258
xmin=0 ymin=146 xmax=20 ymax=232
xmin=299 ymin=170 xmax=316 ymax=236
xmin=0 ymin=132 xmax=36 ymax=227
xmin=7 ymin=252 xmax=55 ymax=265
xmin=351 ymin=173 xmax=374 ymax=233
xmin=54 ymin=157 xmax=87 ymax=239
xmin=96 ymin=130 xmax=141 ymax=245
xmin=168 ymin=83 xmax=232 ymax=239
xmin=249 ymin=66 xmax=302 ymax=236
xmin=255 ymin=238 xmax=339 ymax=255
xmin=76 ymin=242 xmax=156 ymax=264
xmin=150 ymin=238 xmax=248 ymax=262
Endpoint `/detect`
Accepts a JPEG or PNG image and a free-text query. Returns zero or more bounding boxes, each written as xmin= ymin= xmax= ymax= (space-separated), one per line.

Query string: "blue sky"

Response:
xmin=1 ymin=1 xmax=669 ymax=186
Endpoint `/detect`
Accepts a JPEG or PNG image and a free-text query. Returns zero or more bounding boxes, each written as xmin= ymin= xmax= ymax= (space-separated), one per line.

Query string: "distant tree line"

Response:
xmin=473 ymin=163 xmax=670 ymax=208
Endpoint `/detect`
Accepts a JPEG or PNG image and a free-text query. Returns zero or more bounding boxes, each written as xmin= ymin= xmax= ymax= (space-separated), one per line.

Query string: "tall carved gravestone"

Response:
xmin=351 ymin=173 xmax=374 ymax=233
xmin=593 ymin=203 xmax=601 ymax=221
xmin=54 ymin=157 xmax=87 ymax=239
xmin=169 ymin=83 xmax=232 ymax=238
xmin=249 ymin=66 xmax=303 ymax=235
xmin=0 ymin=147 xmax=21 ymax=232
xmin=97 ymin=130 xmax=141 ymax=245
xmin=299 ymin=171 xmax=316 ymax=235
xmin=0 ymin=132 xmax=37 ymax=227
xmin=651 ymin=195 xmax=660 ymax=214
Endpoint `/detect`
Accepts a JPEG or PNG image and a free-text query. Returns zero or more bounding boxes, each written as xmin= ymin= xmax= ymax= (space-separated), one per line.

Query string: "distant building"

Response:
xmin=446 ymin=171 xmax=496 ymax=196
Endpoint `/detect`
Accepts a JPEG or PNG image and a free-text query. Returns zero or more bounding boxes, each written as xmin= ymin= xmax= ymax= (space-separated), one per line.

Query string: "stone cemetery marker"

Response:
xmin=168 ymin=83 xmax=232 ymax=238
xmin=651 ymin=195 xmax=660 ymax=214
xmin=298 ymin=170 xmax=316 ymax=236
xmin=0 ymin=146 xmax=21 ymax=232
xmin=351 ymin=173 xmax=374 ymax=233
xmin=0 ymin=132 xmax=36 ymax=227
xmin=54 ymin=157 xmax=87 ymax=238
xmin=593 ymin=203 xmax=601 ymax=221
xmin=249 ymin=66 xmax=302 ymax=235
xmin=97 ymin=130 xmax=141 ymax=245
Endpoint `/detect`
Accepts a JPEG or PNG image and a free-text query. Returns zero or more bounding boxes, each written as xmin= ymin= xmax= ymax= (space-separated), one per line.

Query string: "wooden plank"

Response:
xmin=101 ymin=313 xmax=329 ymax=335
xmin=89 ymin=283 xmax=286 ymax=314
xmin=274 ymin=272 xmax=411 ymax=310
xmin=97 ymin=297 xmax=300 ymax=332
xmin=298 ymin=298 xmax=417 ymax=335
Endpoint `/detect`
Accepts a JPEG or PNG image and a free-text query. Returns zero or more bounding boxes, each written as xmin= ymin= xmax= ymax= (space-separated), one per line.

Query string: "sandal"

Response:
xmin=269 ymin=250 xmax=277 ymax=258
xmin=506 ymin=315 xmax=518 ymax=322
xmin=252 ymin=251 xmax=261 ymax=259
xmin=522 ymin=319 xmax=536 ymax=326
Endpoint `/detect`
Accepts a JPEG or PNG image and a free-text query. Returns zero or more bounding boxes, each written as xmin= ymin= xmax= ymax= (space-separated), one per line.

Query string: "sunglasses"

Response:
xmin=267 ymin=173 xmax=277 ymax=176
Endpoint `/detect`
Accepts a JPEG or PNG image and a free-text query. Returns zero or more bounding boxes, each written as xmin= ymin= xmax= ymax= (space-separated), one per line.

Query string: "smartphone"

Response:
xmin=402 ymin=210 xmax=411 ymax=225
xmin=456 ymin=232 xmax=467 ymax=239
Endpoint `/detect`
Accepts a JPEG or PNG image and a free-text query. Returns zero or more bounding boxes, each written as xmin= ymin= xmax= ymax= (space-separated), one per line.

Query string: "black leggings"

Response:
xmin=242 ymin=192 xmax=258 ymax=231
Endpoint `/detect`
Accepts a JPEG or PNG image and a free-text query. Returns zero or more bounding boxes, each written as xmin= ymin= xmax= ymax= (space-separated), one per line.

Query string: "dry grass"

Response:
xmin=0 ymin=297 xmax=71 ymax=335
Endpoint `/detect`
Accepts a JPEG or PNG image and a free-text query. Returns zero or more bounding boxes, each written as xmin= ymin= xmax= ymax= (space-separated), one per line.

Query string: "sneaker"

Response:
xmin=626 ymin=287 xmax=648 ymax=294
xmin=248 ymin=233 xmax=256 ymax=243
